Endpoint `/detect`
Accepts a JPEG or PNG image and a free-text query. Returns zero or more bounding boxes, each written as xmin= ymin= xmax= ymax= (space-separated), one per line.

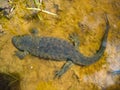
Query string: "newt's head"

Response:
xmin=12 ymin=35 xmax=32 ymax=51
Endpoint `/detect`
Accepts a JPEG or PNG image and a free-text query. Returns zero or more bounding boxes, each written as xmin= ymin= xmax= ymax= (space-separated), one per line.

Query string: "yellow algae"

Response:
xmin=36 ymin=81 xmax=57 ymax=90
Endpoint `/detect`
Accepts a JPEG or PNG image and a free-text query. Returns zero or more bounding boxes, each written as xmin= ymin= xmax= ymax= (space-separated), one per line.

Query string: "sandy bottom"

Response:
xmin=0 ymin=0 xmax=120 ymax=90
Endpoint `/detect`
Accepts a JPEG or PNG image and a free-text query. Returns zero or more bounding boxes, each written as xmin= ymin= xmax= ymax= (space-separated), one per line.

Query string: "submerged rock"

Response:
xmin=0 ymin=73 xmax=21 ymax=90
xmin=0 ymin=0 xmax=14 ymax=19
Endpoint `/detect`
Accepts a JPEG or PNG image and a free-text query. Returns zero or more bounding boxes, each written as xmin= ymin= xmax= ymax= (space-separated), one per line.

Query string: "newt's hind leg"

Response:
xmin=54 ymin=61 xmax=73 ymax=79
xmin=53 ymin=33 xmax=80 ymax=78
xmin=69 ymin=33 xmax=80 ymax=49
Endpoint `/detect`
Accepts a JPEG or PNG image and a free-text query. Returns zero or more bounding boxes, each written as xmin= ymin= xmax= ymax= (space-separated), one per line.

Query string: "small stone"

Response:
xmin=0 ymin=25 xmax=5 ymax=36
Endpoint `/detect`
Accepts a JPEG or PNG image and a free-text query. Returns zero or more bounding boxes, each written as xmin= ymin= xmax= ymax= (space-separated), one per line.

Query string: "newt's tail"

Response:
xmin=82 ymin=14 xmax=110 ymax=65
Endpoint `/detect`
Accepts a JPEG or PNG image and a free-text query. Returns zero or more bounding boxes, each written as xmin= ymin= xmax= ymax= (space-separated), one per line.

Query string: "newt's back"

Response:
xmin=12 ymin=35 xmax=81 ymax=61
xmin=30 ymin=37 xmax=82 ymax=61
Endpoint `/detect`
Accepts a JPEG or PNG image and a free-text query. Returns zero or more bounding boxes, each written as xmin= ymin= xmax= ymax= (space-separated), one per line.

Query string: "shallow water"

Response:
xmin=0 ymin=0 xmax=120 ymax=90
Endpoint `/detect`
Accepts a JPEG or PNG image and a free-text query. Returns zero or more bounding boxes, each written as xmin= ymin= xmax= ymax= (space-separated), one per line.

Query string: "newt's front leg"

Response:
xmin=15 ymin=50 xmax=29 ymax=59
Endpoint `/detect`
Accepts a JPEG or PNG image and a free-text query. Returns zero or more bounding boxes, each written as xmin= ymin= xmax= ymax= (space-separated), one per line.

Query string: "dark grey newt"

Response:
xmin=12 ymin=15 xmax=110 ymax=78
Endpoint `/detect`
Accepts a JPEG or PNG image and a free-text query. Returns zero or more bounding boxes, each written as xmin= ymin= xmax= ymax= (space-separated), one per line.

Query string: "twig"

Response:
xmin=27 ymin=7 xmax=58 ymax=16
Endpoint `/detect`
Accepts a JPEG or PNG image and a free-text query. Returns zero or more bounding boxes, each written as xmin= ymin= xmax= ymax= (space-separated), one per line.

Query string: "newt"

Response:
xmin=12 ymin=14 xmax=110 ymax=78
